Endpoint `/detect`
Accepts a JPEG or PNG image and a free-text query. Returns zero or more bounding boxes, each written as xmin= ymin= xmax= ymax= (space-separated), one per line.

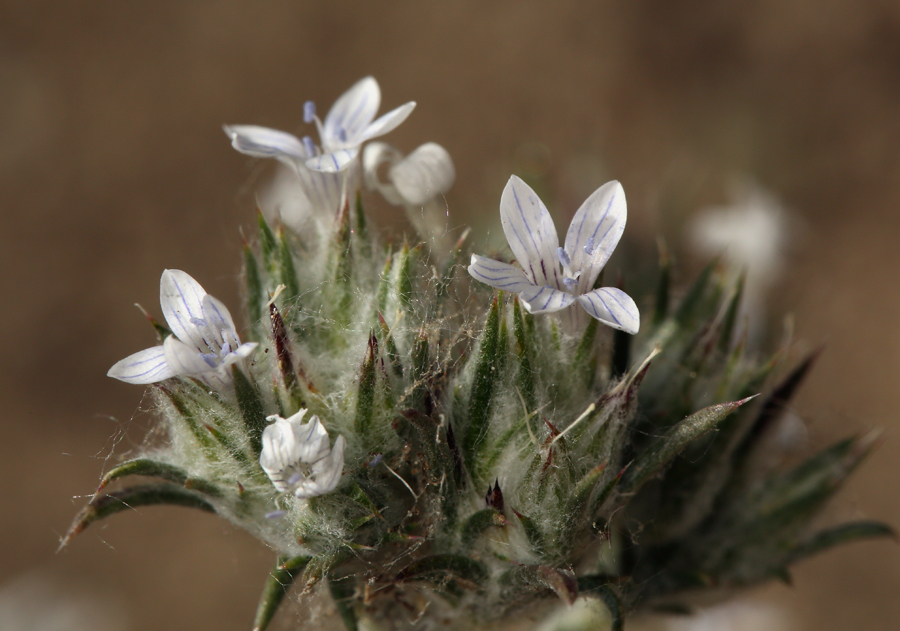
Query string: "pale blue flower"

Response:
xmin=259 ymin=409 xmax=345 ymax=499
xmin=468 ymin=176 xmax=640 ymax=334
xmin=107 ymin=270 xmax=257 ymax=387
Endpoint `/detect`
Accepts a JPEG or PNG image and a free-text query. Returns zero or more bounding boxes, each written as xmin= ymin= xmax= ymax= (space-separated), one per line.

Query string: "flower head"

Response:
xmin=468 ymin=175 xmax=640 ymax=334
xmin=259 ymin=409 xmax=345 ymax=499
xmin=107 ymin=270 xmax=257 ymax=387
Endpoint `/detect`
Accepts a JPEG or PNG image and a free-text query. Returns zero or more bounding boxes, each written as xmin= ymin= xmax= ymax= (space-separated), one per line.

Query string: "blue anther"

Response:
xmin=584 ymin=237 xmax=596 ymax=256
xmin=557 ymin=247 xmax=572 ymax=269
xmin=303 ymin=101 xmax=316 ymax=123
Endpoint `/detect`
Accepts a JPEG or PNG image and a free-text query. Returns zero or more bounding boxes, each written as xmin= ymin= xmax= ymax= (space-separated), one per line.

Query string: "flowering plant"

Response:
xmin=65 ymin=77 xmax=892 ymax=631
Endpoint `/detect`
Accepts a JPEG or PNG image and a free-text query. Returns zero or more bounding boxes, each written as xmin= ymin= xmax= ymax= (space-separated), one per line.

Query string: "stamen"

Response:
xmin=303 ymin=101 xmax=316 ymax=124
xmin=584 ymin=237 xmax=596 ymax=256
xmin=288 ymin=471 xmax=304 ymax=485
xmin=368 ymin=454 xmax=383 ymax=467
xmin=301 ymin=136 xmax=317 ymax=157
xmin=563 ymin=277 xmax=579 ymax=290
xmin=265 ymin=510 xmax=287 ymax=520
xmin=337 ymin=128 xmax=348 ymax=143
xmin=557 ymin=247 xmax=572 ymax=269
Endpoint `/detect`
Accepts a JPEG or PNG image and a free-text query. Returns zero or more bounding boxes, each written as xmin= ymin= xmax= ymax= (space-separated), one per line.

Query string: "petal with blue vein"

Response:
xmin=162 ymin=335 xmax=214 ymax=376
xmin=305 ymin=148 xmax=359 ymax=173
xmin=107 ymin=345 xmax=174 ymax=384
xmin=564 ymin=180 xmax=626 ymax=294
xmin=518 ymin=285 xmax=577 ymax=315
xmin=576 ymin=287 xmax=640 ymax=334
xmin=201 ymin=294 xmax=237 ymax=349
xmin=223 ymin=125 xmax=308 ymax=162
xmin=357 ymin=101 xmax=416 ymax=144
xmin=293 ymin=415 xmax=331 ymax=463
xmin=323 ymin=76 xmax=380 ymax=150
xmin=499 ymin=176 xmax=562 ymax=289
xmin=160 ymin=270 xmax=208 ymax=351
xmin=390 ymin=142 xmax=455 ymax=205
xmin=467 ymin=254 xmax=537 ymax=293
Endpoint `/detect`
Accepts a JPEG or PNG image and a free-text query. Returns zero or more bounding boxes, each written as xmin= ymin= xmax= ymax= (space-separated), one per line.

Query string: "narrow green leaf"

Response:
xmin=396 ymin=554 xmax=488 ymax=586
xmin=156 ymin=385 xmax=217 ymax=451
xmin=377 ymin=312 xmax=403 ymax=376
xmin=674 ymin=258 xmax=718 ymax=326
xmin=785 ymin=521 xmax=896 ymax=565
xmin=277 ymin=228 xmax=301 ymax=302
xmin=354 ymin=333 xmax=378 ymax=436
xmin=244 ymin=243 xmax=264 ymax=333
xmin=396 ymin=241 xmax=414 ymax=309
xmin=408 ymin=331 xmax=430 ymax=410
xmin=376 ymin=250 xmax=392 ymax=315
xmin=61 ymin=484 xmax=214 ymax=549
xmin=257 ymin=212 xmax=278 ymax=274
xmin=96 ymin=458 xmax=221 ymax=497
xmin=464 ymin=295 xmax=502 ymax=477
xmin=253 ymin=555 xmax=310 ymax=631
xmin=502 ymin=565 xmax=578 ymax=605
xmin=232 ymin=365 xmax=267 ymax=455
xmin=269 ymin=303 xmax=305 ymax=410
xmin=460 ymin=508 xmax=506 ymax=545
xmin=621 ymin=396 xmax=757 ymax=495
xmin=512 ymin=297 xmax=536 ymax=412
xmin=513 ymin=510 xmax=547 ymax=557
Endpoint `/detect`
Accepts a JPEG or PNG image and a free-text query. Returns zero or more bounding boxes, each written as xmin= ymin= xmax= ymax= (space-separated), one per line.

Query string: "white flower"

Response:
xmin=107 ymin=270 xmax=258 ymax=387
xmin=259 ymin=409 xmax=345 ymax=499
xmin=303 ymin=76 xmax=416 ymax=173
xmin=468 ymin=175 xmax=640 ymax=334
xmin=225 ymin=76 xmax=414 ymax=175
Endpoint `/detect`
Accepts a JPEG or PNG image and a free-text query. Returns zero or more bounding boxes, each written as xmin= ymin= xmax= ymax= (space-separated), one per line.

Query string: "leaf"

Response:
xmin=785 ymin=521 xmax=896 ymax=565
xmin=621 ymin=396 xmax=757 ymax=495
xmin=460 ymin=508 xmax=506 ymax=546
xmin=257 ymin=211 xmax=278 ymax=275
xmin=253 ymin=555 xmax=310 ymax=631
xmin=396 ymin=554 xmax=488 ymax=587
xmin=61 ymin=484 xmax=215 ymax=549
xmin=96 ymin=458 xmax=221 ymax=498
xmin=513 ymin=510 xmax=547 ymax=557
xmin=231 ymin=365 xmax=267 ymax=455
xmin=463 ymin=295 xmax=502 ymax=478
xmin=243 ymin=243 xmax=264 ymax=334
xmin=355 ymin=333 xmax=378 ymax=437
xmin=277 ymin=228 xmax=301 ymax=302
xmin=502 ymin=565 xmax=578 ymax=605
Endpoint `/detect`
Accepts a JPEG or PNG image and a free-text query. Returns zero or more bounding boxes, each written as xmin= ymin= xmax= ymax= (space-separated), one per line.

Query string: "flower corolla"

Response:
xmin=468 ymin=176 xmax=640 ymax=334
xmin=259 ymin=409 xmax=345 ymax=499
xmin=107 ymin=270 xmax=257 ymax=388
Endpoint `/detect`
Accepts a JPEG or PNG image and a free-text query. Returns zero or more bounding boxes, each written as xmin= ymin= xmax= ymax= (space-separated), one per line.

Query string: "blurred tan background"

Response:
xmin=2 ymin=1 xmax=899 ymax=629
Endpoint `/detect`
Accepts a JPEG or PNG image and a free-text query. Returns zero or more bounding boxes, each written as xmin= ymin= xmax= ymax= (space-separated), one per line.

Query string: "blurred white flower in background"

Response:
xmin=689 ymin=180 xmax=798 ymax=343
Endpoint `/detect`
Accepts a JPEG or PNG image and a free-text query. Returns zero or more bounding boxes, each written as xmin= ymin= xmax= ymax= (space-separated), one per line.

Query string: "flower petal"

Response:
xmin=223 ymin=125 xmax=308 ymax=164
xmin=292 ymin=415 xmax=331 ymax=464
xmin=519 ymin=285 xmax=577 ymax=315
xmin=362 ymin=142 xmax=404 ymax=205
xmin=467 ymin=254 xmax=538 ymax=293
xmin=295 ymin=435 xmax=344 ymax=499
xmin=357 ymin=101 xmax=416 ymax=144
xmin=201 ymin=294 xmax=237 ymax=349
xmin=163 ymin=335 xmax=214 ymax=376
xmin=160 ymin=270 xmax=210 ymax=351
xmin=323 ymin=76 xmax=381 ymax=150
xmin=500 ymin=176 xmax=563 ymax=289
xmin=305 ymin=148 xmax=359 ymax=173
xmin=576 ymin=287 xmax=640 ymax=334
xmin=564 ymin=180 xmax=626 ymax=293
xmin=389 ymin=142 xmax=455 ymax=206
xmin=107 ymin=345 xmax=174 ymax=384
